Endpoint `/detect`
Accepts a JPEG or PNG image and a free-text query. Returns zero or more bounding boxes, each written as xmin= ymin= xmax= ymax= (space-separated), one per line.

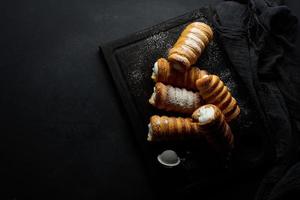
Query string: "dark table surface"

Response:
xmin=1 ymin=0 xmax=299 ymax=199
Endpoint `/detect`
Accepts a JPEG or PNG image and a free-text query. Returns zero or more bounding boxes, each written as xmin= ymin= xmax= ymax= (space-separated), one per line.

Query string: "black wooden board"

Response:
xmin=100 ymin=7 xmax=266 ymax=198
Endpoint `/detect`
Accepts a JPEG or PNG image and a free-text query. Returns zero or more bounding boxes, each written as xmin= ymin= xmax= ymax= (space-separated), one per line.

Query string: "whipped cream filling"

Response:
xmin=151 ymin=62 xmax=158 ymax=80
xmin=157 ymin=150 xmax=180 ymax=167
xmin=147 ymin=123 xmax=153 ymax=141
xmin=167 ymin=87 xmax=199 ymax=109
xmin=149 ymin=87 xmax=156 ymax=105
xmin=198 ymin=106 xmax=215 ymax=123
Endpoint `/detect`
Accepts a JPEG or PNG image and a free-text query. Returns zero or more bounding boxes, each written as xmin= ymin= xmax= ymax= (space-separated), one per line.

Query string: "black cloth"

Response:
xmin=213 ymin=0 xmax=300 ymax=199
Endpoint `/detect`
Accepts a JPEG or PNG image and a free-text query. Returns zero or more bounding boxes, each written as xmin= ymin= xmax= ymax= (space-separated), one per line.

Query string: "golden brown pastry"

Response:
xmin=151 ymin=58 xmax=208 ymax=90
xmin=149 ymin=82 xmax=202 ymax=114
xmin=192 ymin=104 xmax=234 ymax=152
xmin=195 ymin=75 xmax=240 ymax=122
xmin=168 ymin=22 xmax=213 ymax=71
xmin=147 ymin=115 xmax=202 ymax=141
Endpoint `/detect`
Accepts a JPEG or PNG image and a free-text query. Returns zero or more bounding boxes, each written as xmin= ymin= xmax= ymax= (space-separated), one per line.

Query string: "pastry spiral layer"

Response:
xmin=168 ymin=22 xmax=213 ymax=71
xmin=196 ymin=75 xmax=240 ymax=122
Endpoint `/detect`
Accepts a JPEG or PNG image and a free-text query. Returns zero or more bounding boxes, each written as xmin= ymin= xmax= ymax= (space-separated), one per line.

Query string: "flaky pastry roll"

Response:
xmin=168 ymin=22 xmax=213 ymax=71
xmin=147 ymin=115 xmax=202 ymax=141
xmin=149 ymin=82 xmax=202 ymax=114
xmin=151 ymin=58 xmax=208 ymax=90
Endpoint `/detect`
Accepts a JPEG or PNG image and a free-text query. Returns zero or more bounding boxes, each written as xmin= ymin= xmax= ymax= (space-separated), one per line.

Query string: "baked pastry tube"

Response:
xmin=196 ymin=75 xmax=240 ymax=122
xmin=192 ymin=104 xmax=234 ymax=152
xmin=147 ymin=115 xmax=202 ymax=141
xmin=151 ymin=58 xmax=208 ymax=90
xmin=168 ymin=22 xmax=213 ymax=71
xmin=149 ymin=82 xmax=202 ymax=114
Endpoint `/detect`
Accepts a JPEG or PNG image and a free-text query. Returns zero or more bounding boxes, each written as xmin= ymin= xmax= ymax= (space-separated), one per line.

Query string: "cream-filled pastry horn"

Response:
xmin=149 ymin=82 xmax=202 ymax=114
xmin=196 ymin=75 xmax=240 ymax=122
xmin=147 ymin=115 xmax=202 ymax=142
xmin=192 ymin=104 xmax=234 ymax=152
xmin=151 ymin=58 xmax=208 ymax=90
xmin=168 ymin=22 xmax=213 ymax=71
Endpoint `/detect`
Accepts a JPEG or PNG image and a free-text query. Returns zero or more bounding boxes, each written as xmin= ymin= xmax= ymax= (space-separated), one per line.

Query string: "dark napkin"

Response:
xmin=213 ymin=0 xmax=300 ymax=199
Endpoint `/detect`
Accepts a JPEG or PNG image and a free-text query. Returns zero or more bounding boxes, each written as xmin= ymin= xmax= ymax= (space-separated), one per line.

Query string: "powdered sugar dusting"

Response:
xmin=197 ymin=40 xmax=222 ymax=72
xmin=127 ymin=68 xmax=145 ymax=97
xmin=218 ymin=69 xmax=237 ymax=93
xmin=125 ymin=31 xmax=174 ymax=98
xmin=167 ymin=86 xmax=200 ymax=110
xmin=145 ymin=32 xmax=171 ymax=55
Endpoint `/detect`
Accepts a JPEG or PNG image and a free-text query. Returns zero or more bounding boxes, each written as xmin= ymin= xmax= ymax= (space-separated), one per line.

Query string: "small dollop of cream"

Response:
xmin=198 ymin=106 xmax=215 ymax=123
xmin=157 ymin=150 xmax=180 ymax=167
xmin=148 ymin=87 xmax=157 ymax=105
xmin=151 ymin=62 xmax=158 ymax=81
xmin=147 ymin=123 xmax=153 ymax=141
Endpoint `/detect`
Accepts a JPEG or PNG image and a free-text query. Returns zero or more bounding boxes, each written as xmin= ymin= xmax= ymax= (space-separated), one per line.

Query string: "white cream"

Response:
xmin=157 ymin=150 xmax=180 ymax=167
xmin=147 ymin=123 xmax=153 ymax=141
xmin=149 ymin=87 xmax=156 ymax=105
xmin=167 ymin=87 xmax=200 ymax=109
xmin=151 ymin=62 xmax=158 ymax=80
xmin=198 ymin=106 xmax=215 ymax=123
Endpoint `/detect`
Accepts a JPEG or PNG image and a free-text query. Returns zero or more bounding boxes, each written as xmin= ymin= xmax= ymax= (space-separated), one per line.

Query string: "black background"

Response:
xmin=0 ymin=0 xmax=299 ymax=199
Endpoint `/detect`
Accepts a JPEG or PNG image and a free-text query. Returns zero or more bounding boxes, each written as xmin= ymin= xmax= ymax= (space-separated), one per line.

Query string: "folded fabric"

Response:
xmin=213 ymin=0 xmax=300 ymax=199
